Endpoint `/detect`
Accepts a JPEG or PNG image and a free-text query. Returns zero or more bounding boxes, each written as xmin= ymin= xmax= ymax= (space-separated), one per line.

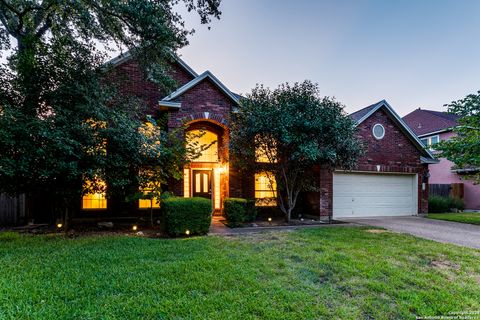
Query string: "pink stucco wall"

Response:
xmin=428 ymin=131 xmax=480 ymax=210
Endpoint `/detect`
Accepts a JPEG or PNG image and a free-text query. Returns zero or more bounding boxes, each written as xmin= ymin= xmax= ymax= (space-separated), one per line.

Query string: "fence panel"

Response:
xmin=429 ymin=184 xmax=451 ymax=198
xmin=0 ymin=194 xmax=25 ymax=226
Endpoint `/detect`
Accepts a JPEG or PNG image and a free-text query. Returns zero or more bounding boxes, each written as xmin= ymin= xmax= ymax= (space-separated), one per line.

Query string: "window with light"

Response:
xmin=255 ymin=172 xmax=277 ymax=206
xmin=255 ymin=135 xmax=277 ymax=163
xmin=85 ymin=119 xmax=107 ymax=156
xmin=82 ymin=179 xmax=107 ymax=209
xmin=139 ymin=189 xmax=160 ymax=209
xmin=187 ymin=129 xmax=218 ymax=162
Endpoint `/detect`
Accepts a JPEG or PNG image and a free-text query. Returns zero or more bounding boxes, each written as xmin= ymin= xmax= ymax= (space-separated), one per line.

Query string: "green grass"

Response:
xmin=427 ymin=212 xmax=480 ymax=225
xmin=0 ymin=228 xmax=479 ymax=319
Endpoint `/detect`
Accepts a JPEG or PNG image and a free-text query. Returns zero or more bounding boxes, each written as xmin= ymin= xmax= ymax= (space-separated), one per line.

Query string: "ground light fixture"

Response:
xmin=132 ymin=225 xmax=138 ymax=231
xmin=56 ymin=223 xmax=63 ymax=229
xmin=185 ymin=230 xmax=190 ymax=236
xmin=268 ymin=217 xmax=272 ymax=223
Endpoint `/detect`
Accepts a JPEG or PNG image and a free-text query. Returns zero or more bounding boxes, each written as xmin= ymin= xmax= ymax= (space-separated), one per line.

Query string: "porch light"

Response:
xmin=56 ymin=223 xmax=63 ymax=229
xmin=185 ymin=230 xmax=190 ymax=236
xmin=132 ymin=225 xmax=138 ymax=231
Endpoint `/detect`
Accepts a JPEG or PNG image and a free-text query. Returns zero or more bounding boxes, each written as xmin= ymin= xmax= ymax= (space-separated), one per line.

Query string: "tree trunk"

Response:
xmin=64 ymin=207 xmax=70 ymax=234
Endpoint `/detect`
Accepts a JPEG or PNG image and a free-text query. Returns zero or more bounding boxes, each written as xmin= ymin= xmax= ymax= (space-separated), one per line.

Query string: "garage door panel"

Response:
xmin=333 ymin=172 xmax=417 ymax=218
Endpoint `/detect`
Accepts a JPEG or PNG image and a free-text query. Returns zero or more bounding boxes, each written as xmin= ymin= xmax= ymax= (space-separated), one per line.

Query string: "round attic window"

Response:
xmin=372 ymin=124 xmax=385 ymax=140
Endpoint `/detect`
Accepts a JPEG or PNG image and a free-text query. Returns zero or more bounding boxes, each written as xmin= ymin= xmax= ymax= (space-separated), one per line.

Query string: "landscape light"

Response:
xmin=268 ymin=217 xmax=272 ymax=222
xmin=56 ymin=223 xmax=63 ymax=229
xmin=132 ymin=225 xmax=138 ymax=231
xmin=185 ymin=230 xmax=190 ymax=236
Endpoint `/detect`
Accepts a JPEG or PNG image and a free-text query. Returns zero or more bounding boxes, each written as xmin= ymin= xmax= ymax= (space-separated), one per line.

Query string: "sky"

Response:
xmin=177 ymin=0 xmax=480 ymax=115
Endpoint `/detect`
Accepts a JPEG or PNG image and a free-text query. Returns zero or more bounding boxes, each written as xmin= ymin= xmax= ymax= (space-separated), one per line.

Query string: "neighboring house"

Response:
xmin=403 ymin=108 xmax=480 ymax=210
xmin=24 ymin=54 xmax=437 ymax=223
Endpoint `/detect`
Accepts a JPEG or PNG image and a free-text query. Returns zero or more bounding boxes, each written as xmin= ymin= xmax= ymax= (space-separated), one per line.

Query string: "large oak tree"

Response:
xmin=0 ymin=0 xmax=221 ymax=224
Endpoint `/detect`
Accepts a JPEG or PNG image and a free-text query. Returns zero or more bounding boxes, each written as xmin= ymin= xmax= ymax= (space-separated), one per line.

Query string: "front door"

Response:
xmin=193 ymin=170 xmax=212 ymax=199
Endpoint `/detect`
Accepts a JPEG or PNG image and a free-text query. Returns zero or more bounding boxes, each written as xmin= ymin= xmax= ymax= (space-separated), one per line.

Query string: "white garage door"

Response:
xmin=333 ymin=172 xmax=417 ymax=218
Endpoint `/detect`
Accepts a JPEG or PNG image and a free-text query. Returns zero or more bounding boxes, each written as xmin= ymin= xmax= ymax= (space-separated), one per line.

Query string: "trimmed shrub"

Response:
xmin=163 ymin=197 xmax=212 ymax=236
xmin=223 ymin=198 xmax=257 ymax=226
xmin=429 ymin=196 xmax=465 ymax=213
xmin=449 ymin=197 xmax=465 ymax=211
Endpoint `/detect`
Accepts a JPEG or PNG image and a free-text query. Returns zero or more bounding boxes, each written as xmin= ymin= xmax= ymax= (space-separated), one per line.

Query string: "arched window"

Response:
xmin=187 ymin=129 xmax=218 ymax=162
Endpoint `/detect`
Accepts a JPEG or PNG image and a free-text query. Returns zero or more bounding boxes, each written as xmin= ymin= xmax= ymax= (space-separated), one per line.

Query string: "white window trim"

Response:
xmin=421 ymin=134 xmax=440 ymax=150
xmin=372 ymin=123 xmax=385 ymax=140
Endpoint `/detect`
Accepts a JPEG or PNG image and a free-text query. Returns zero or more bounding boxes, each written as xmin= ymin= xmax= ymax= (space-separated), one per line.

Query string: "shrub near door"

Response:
xmin=223 ymin=198 xmax=257 ymax=226
xmin=163 ymin=197 xmax=212 ymax=236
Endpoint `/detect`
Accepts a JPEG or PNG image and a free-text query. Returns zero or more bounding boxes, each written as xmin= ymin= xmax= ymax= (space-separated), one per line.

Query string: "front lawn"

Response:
xmin=427 ymin=212 xmax=480 ymax=225
xmin=0 ymin=228 xmax=479 ymax=319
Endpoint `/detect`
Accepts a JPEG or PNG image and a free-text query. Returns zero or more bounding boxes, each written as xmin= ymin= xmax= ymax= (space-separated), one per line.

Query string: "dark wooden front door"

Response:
xmin=192 ymin=170 xmax=212 ymax=199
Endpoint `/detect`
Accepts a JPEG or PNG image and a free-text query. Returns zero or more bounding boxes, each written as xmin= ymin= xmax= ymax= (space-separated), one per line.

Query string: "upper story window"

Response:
xmin=187 ymin=129 xmax=218 ymax=162
xmin=255 ymin=135 xmax=277 ymax=163
xmin=372 ymin=123 xmax=385 ymax=140
xmin=85 ymin=119 xmax=107 ymax=156
xmin=420 ymin=135 xmax=440 ymax=150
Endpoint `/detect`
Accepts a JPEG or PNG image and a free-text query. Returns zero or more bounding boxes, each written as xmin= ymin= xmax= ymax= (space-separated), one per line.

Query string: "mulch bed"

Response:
xmin=220 ymin=218 xmax=347 ymax=228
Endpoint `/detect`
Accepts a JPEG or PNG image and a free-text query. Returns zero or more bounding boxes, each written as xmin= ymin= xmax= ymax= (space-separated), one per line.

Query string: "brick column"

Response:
xmin=319 ymin=166 xmax=333 ymax=220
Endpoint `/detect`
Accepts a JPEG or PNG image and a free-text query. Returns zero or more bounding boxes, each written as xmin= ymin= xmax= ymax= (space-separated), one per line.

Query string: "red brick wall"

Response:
xmin=167 ymin=78 xmax=234 ymax=129
xmin=109 ymin=58 xmax=195 ymax=115
xmin=319 ymin=108 xmax=429 ymax=217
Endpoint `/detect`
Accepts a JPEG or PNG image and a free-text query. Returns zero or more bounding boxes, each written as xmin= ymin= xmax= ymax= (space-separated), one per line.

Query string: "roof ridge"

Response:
xmin=161 ymin=70 xmax=240 ymax=104
xmin=349 ymin=100 xmax=384 ymax=116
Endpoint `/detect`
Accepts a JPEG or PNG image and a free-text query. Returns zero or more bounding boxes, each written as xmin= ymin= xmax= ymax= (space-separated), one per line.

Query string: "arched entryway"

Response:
xmin=183 ymin=119 xmax=229 ymax=213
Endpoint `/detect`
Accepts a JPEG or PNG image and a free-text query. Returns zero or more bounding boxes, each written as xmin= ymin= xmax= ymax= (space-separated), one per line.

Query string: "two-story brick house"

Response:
xmin=78 ymin=53 xmax=436 ymax=221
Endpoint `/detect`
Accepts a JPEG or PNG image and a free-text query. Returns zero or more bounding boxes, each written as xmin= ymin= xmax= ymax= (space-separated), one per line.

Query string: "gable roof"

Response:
xmin=349 ymin=102 xmax=381 ymax=122
xmin=403 ymin=108 xmax=459 ymax=137
xmin=350 ymin=100 xmax=437 ymax=163
xmin=105 ymin=51 xmax=198 ymax=78
xmin=161 ymin=70 xmax=240 ymax=105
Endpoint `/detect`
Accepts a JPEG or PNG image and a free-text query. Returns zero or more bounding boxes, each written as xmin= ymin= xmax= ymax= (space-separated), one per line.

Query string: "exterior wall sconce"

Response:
xmin=217 ymin=165 xmax=228 ymax=174
xmin=422 ymin=171 xmax=430 ymax=191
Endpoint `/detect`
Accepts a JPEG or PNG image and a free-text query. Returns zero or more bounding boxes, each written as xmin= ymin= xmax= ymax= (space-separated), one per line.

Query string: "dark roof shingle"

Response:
xmin=402 ymin=109 xmax=459 ymax=136
xmin=349 ymin=101 xmax=383 ymax=122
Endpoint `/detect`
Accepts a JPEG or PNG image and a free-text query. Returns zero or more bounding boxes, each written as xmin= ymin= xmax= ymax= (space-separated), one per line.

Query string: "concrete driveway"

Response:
xmin=342 ymin=216 xmax=480 ymax=249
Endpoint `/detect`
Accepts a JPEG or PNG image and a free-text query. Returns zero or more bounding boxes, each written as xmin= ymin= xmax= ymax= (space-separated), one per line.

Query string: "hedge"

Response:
xmin=429 ymin=196 xmax=465 ymax=213
xmin=223 ymin=198 xmax=257 ymax=226
xmin=162 ymin=197 xmax=212 ymax=236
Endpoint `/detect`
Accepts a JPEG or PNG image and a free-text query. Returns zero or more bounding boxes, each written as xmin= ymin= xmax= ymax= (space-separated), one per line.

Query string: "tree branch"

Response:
xmin=0 ymin=11 xmax=17 ymax=38
xmin=0 ymin=0 xmax=21 ymax=16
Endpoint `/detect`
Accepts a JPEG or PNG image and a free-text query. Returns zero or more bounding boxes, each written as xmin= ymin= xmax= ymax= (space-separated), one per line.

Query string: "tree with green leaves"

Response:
xmin=230 ymin=81 xmax=363 ymax=222
xmin=0 ymin=0 xmax=221 ymax=225
xmin=436 ymin=91 xmax=480 ymax=183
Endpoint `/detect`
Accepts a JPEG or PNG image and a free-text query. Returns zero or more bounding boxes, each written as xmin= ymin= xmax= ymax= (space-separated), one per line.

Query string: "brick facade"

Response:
xmin=109 ymin=58 xmax=195 ymax=114
xmin=104 ymin=56 xmax=430 ymax=219
xmin=167 ymin=78 xmax=234 ymax=129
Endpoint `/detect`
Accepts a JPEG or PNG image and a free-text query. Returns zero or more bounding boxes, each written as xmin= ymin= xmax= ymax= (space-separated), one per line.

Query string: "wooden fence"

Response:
xmin=0 ymin=194 xmax=25 ymax=226
xmin=429 ymin=183 xmax=464 ymax=199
